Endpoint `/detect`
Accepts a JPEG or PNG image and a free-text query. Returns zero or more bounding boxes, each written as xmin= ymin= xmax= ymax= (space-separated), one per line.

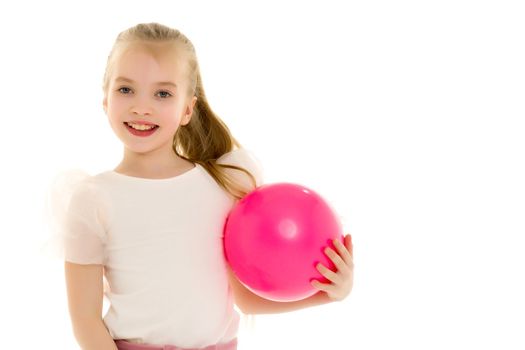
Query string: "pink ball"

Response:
xmin=223 ymin=182 xmax=344 ymax=302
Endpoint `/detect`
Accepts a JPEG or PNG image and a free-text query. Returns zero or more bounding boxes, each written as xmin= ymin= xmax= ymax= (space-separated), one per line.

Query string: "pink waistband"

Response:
xmin=115 ymin=337 xmax=237 ymax=350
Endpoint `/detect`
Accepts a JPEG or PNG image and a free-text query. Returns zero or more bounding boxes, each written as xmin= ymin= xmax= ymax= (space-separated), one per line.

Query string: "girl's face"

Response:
xmin=103 ymin=46 xmax=196 ymax=156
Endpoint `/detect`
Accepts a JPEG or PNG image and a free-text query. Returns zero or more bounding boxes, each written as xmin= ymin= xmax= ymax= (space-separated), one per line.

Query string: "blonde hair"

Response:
xmin=101 ymin=22 xmax=258 ymax=330
xmin=102 ymin=22 xmax=257 ymax=201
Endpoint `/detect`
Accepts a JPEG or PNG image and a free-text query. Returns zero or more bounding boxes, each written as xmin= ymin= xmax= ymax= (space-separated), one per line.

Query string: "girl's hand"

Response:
xmin=311 ymin=233 xmax=354 ymax=302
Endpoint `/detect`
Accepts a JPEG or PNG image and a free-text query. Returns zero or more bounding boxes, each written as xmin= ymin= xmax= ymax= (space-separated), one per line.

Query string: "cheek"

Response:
xmin=161 ymin=118 xmax=184 ymax=130
xmin=108 ymin=95 xmax=126 ymax=111
xmin=109 ymin=117 xmax=125 ymax=133
xmin=159 ymin=107 xmax=184 ymax=124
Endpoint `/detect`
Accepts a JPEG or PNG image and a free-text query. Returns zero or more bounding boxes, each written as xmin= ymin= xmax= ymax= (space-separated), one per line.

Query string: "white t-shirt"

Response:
xmin=55 ymin=148 xmax=264 ymax=348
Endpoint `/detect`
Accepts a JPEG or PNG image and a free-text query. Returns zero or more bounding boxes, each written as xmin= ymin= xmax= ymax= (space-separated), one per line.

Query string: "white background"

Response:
xmin=1 ymin=0 xmax=524 ymax=349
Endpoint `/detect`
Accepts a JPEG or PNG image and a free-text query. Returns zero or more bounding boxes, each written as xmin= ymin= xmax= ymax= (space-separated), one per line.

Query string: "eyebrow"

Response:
xmin=115 ymin=76 xmax=177 ymax=88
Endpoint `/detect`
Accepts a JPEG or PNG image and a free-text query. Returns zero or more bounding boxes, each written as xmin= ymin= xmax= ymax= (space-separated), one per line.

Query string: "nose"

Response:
xmin=131 ymin=111 xmax=151 ymax=119
xmin=130 ymin=94 xmax=153 ymax=117
xmin=131 ymin=108 xmax=152 ymax=118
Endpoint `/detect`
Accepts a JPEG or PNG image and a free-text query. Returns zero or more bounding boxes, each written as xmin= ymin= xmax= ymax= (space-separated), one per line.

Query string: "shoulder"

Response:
xmin=48 ymin=169 xmax=107 ymax=213
xmin=216 ymin=147 xmax=264 ymax=187
xmin=216 ymin=147 xmax=263 ymax=169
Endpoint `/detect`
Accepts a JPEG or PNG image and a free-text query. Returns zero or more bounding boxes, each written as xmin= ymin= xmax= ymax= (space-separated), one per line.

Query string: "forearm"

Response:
xmin=245 ymin=291 xmax=333 ymax=315
xmin=72 ymin=318 xmax=118 ymax=350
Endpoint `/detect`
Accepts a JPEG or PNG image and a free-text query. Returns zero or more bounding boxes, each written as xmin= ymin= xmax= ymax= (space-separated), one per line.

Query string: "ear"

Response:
xmin=182 ymin=95 xmax=197 ymax=125
xmin=102 ymin=96 xmax=108 ymax=114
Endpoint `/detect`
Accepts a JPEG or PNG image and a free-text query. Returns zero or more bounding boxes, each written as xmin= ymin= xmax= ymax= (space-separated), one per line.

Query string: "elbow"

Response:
xmin=71 ymin=316 xmax=102 ymax=342
xmin=233 ymin=290 xmax=271 ymax=315
xmin=237 ymin=301 xmax=255 ymax=315
xmin=233 ymin=295 xmax=255 ymax=315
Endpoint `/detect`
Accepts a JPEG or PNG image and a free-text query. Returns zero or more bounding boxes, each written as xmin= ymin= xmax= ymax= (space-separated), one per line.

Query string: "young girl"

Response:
xmin=47 ymin=22 xmax=354 ymax=350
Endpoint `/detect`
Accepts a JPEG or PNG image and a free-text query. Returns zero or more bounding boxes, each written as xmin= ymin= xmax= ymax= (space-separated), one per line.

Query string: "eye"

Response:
xmin=157 ymin=90 xmax=172 ymax=98
xmin=116 ymin=87 xmax=173 ymax=99
xmin=117 ymin=87 xmax=132 ymax=94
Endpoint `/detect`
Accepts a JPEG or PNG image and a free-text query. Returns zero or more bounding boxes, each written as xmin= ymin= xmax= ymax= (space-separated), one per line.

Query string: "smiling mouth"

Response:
xmin=124 ymin=122 xmax=160 ymax=136
xmin=124 ymin=122 xmax=159 ymax=129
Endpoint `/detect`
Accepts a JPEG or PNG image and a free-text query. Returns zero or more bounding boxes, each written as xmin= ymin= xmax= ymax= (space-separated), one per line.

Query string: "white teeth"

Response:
xmin=126 ymin=122 xmax=156 ymax=131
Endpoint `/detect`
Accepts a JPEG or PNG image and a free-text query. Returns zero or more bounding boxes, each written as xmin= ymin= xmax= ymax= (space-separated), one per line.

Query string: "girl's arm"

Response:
xmin=226 ymin=234 xmax=354 ymax=314
xmin=64 ymin=262 xmax=118 ymax=350
xmin=226 ymin=264 xmax=333 ymax=315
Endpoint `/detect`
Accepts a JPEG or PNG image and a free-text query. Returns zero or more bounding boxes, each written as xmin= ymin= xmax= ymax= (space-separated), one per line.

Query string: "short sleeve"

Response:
xmin=216 ymin=147 xmax=265 ymax=191
xmin=40 ymin=169 xmax=108 ymax=265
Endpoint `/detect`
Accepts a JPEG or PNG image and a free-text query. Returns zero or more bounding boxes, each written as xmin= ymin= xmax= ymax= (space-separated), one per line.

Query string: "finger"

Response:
xmin=316 ymin=262 xmax=341 ymax=284
xmin=324 ymin=247 xmax=348 ymax=274
xmin=311 ymin=279 xmax=334 ymax=292
xmin=345 ymin=234 xmax=353 ymax=257
xmin=333 ymin=237 xmax=352 ymax=264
